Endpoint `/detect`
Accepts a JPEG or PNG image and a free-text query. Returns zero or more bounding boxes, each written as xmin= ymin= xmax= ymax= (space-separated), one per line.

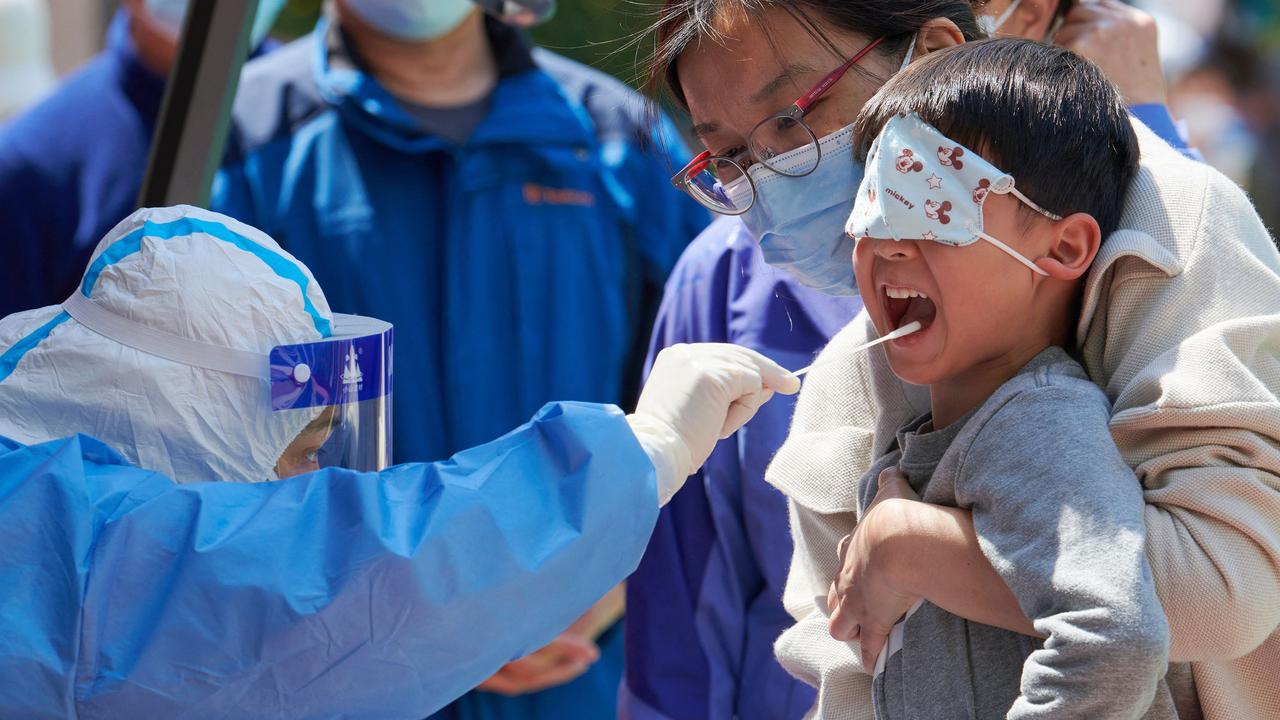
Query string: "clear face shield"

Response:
xmin=61 ymin=291 xmax=393 ymax=480
xmin=270 ymin=315 xmax=393 ymax=478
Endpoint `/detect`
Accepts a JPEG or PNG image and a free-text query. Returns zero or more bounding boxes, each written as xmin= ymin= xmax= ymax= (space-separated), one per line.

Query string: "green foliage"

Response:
xmin=267 ymin=0 xmax=660 ymax=87
xmin=531 ymin=0 xmax=660 ymax=88
xmin=272 ymin=0 xmax=324 ymax=41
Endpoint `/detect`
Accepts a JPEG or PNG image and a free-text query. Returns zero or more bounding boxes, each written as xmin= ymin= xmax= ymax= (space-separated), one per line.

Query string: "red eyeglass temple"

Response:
xmin=794 ymin=36 xmax=886 ymax=114
xmin=674 ymin=35 xmax=886 ymax=187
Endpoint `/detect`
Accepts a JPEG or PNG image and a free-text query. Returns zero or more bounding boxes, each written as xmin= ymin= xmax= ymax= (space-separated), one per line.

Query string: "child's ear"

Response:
xmin=1035 ymin=212 xmax=1101 ymax=281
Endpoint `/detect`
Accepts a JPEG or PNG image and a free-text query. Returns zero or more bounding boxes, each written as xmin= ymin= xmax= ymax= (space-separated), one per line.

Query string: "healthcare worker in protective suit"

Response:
xmin=0 ymin=206 xmax=797 ymax=719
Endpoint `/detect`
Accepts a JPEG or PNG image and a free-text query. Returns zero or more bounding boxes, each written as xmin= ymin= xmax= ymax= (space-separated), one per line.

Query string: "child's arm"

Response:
xmin=954 ymin=379 xmax=1169 ymax=720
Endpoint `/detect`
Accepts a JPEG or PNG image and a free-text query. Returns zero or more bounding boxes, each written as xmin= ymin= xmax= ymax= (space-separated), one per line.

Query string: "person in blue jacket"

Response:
xmin=0 ymin=205 xmax=797 ymax=719
xmin=211 ymin=0 xmax=709 ymax=715
xmin=621 ymin=1 xmax=1203 ymax=718
xmin=0 ymin=0 xmax=282 ymax=318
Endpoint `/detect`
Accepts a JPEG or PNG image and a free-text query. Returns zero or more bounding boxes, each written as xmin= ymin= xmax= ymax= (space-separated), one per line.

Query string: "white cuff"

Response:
xmin=626 ymin=413 xmax=692 ymax=508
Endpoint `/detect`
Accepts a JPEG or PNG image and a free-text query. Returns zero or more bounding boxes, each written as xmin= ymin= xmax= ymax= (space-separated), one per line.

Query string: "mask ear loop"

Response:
xmin=975 ymin=231 xmax=1050 ymax=275
xmin=979 ymin=0 xmax=1025 ymax=35
xmin=977 ymin=181 xmax=1063 ymax=276
xmin=900 ymin=33 xmax=918 ymax=70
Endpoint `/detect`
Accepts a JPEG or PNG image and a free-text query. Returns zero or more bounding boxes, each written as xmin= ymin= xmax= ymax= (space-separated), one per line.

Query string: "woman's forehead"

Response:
xmin=677 ymin=12 xmax=861 ymax=131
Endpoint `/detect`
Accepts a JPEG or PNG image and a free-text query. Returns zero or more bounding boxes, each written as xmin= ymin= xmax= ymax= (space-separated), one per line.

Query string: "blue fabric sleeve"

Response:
xmin=0 ymin=402 xmax=657 ymax=719
xmin=1129 ymin=103 xmax=1204 ymax=161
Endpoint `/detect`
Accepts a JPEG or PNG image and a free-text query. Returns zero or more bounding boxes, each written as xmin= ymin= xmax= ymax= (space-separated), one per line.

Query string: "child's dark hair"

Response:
xmin=854 ymin=39 xmax=1140 ymax=239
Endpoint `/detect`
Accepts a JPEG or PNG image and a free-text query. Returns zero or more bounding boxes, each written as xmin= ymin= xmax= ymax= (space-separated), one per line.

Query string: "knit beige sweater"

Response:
xmin=767 ymin=121 xmax=1280 ymax=719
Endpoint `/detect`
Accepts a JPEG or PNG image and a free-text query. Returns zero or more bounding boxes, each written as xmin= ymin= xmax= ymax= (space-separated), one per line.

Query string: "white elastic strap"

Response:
xmin=873 ymin=598 xmax=926 ymax=678
xmin=900 ymin=33 xmax=917 ymax=70
xmin=978 ymin=232 xmax=1049 ymax=275
xmin=1009 ymin=186 xmax=1063 ymax=221
xmin=990 ymin=0 xmax=1024 ymax=32
xmin=63 ymin=292 xmax=268 ymax=378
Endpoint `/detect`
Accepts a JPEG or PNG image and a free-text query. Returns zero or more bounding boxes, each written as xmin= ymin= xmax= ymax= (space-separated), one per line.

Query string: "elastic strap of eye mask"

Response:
xmin=977 ymin=232 xmax=1050 ymax=276
xmin=1007 ymin=186 xmax=1064 ymax=222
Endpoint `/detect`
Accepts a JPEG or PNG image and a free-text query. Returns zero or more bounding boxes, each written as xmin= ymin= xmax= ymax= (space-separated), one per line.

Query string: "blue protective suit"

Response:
xmin=0 ymin=402 xmax=657 ymax=719
xmin=212 ymin=17 xmax=707 ymax=719
xmin=620 ymin=108 xmax=1198 ymax=720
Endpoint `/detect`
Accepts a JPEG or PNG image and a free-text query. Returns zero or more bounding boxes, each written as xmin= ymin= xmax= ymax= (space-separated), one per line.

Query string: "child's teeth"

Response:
xmin=885 ymin=287 xmax=929 ymax=300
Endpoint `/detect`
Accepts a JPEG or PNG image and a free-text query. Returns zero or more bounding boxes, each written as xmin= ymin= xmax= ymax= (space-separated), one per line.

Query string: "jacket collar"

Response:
xmin=107 ymin=10 xmax=169 ymax=123
xmin=312 ymin=16 xmax=594 ymax=152
xmin=1077 ymin=119 xmax=1193 ymax=343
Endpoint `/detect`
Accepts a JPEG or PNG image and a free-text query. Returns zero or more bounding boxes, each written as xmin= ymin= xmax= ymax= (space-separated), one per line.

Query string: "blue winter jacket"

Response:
xmin=211 ymin=18 xmax=708 ymax=720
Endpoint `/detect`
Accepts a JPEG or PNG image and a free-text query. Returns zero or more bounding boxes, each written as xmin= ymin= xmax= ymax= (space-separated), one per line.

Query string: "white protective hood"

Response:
xmin=0 ymin=205 xmax=333 ymax=483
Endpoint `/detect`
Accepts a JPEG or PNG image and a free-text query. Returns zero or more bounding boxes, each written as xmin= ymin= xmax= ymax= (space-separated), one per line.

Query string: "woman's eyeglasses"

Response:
xmin=671 ymin=35 xmax=886 ymax=216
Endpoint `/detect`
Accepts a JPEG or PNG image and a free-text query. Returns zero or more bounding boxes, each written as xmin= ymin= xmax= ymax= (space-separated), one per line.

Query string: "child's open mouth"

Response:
xmin=882 ymin=285 xmax=937 ymax=333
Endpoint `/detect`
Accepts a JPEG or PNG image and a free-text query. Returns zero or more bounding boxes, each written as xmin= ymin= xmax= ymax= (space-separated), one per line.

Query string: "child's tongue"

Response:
xmin=898 ymin=295 xmax=937 ymax=330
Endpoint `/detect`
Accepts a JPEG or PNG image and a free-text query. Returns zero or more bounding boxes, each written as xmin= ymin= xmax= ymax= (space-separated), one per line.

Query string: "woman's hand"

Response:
xmin=475 ymin=633 xmax=599 ymax=696
xmin=476 ymin=585 xmax=624 ymax=696
xmin=1054 ymin=0 xmax=1167 ymax=106
xmin=826 ymin=467 xmax=923 ymax=671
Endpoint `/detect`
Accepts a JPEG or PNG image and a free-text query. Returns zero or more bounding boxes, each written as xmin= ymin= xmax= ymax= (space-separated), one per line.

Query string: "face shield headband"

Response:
xmin=61 ymin=293 xmax=394 ymax=475
xmin=846 ymin=113 xmax=1061 ymax=276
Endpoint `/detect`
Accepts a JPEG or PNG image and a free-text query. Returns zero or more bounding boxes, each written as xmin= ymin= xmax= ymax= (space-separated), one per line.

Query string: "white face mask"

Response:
xmin=342 ymin=0 xmax=477 ymax=41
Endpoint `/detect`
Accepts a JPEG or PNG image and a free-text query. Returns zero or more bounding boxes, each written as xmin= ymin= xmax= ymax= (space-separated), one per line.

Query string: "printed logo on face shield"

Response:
xmin=342 ymin=347 xmax=364 ymax=388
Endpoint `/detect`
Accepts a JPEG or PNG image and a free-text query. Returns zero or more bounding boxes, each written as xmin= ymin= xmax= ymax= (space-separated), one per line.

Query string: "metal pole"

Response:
xmin=136 ymin=0 xmax=259 ymax=209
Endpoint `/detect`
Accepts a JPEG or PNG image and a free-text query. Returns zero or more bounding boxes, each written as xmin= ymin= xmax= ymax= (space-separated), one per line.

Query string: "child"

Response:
xmin=839 ymin=39 xmax=1174 ymax=719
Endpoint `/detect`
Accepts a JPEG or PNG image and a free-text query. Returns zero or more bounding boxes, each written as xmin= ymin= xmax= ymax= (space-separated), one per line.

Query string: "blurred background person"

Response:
xmin=0 ymin=0 xmax=283 ymax=317
xmin=0 ymin=0 xmax=57 ymax=122
xmin=210 ymin=0 xmax=709 ymax=718
xmin=1136 ymin=0 xmax=1280 ymax=235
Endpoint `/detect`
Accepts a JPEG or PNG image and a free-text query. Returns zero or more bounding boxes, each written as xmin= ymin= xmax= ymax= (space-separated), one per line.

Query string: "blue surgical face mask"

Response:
xmin=740 ymin=122 xmax=863 ymax=295
xmin=342 ymin=0 xmax=477 ymax=41
xmin=740 ymin=37 xmax=917 ymax=295
xmin=143 ymin=0 xmax=286 ymax=47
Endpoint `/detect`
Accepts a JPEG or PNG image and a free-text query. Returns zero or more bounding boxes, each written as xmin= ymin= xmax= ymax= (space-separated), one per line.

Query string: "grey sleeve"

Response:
xmin=954 ymin=381 xmax=1170 ymax=720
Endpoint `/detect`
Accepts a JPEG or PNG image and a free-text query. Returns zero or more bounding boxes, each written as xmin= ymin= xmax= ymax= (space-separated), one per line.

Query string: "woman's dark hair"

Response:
xmin=647 ymin=0 xmax=987 ymax=108
xmin=854 ymin=38 xmax=1140 ymax=239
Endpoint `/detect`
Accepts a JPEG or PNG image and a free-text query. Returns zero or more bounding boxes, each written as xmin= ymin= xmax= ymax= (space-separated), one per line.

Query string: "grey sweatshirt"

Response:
xmin=857 ymin=347 xmax=1176 ymax=719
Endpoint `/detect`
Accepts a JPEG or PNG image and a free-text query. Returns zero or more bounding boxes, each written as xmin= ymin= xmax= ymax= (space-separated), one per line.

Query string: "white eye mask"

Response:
xmin=846 ymin=113 xmax=1061 ymax=275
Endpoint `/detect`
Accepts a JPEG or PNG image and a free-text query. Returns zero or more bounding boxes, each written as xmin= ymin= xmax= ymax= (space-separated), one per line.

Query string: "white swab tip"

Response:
xmin=884 ymin=320 xmax=923 ymax=340
xmin=789 ymin=321 xmax=923 ymax=378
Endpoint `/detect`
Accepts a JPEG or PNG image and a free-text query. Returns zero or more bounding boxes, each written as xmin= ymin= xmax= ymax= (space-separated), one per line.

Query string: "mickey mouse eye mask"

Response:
xmin=846 ymin=113 xmax=1062 ymax=275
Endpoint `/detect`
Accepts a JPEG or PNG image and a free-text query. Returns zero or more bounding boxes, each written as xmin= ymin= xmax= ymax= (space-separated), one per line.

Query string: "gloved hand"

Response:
xmin=627 ymin=343 xmax=801 ymax=506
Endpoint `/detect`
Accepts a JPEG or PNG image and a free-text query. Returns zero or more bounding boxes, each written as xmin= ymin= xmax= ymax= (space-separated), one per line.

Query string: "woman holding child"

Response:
xmin=646 ymin=0 xmax=1280 ymax=717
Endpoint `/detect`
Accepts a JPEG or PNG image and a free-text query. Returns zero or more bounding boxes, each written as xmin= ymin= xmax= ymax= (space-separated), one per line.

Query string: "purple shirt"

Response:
xmin=622 ymin=216 xmax=861 ymax=720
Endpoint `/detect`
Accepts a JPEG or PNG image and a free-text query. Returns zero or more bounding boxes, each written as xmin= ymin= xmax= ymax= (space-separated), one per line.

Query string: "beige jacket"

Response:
xmin=767 ymin=121 xmax=1280 ymax=719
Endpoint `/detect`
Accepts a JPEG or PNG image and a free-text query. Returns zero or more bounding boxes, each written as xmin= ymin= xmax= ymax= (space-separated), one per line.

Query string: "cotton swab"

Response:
xmin=790 ymin=321 xmax=923 ymax=378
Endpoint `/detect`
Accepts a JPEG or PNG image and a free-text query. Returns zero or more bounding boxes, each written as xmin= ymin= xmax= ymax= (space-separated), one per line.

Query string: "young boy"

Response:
xmin=838 ymin=39 xmax=1175 ymax=718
